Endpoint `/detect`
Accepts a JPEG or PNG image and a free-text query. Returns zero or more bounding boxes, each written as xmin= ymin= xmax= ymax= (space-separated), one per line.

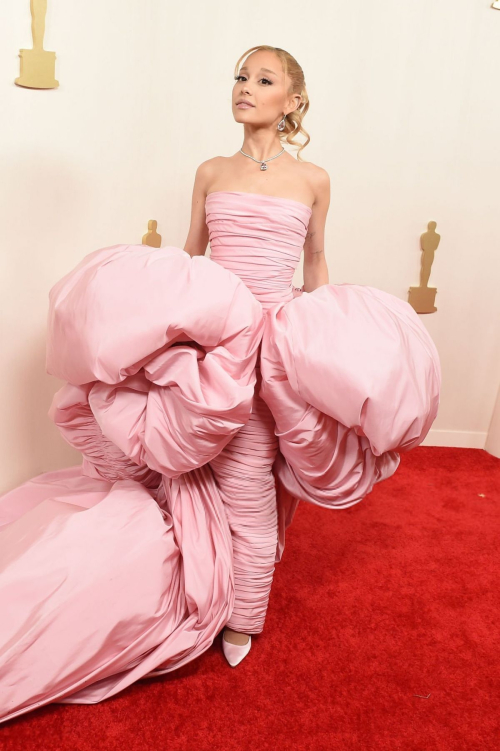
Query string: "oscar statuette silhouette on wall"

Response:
xmin=15 ymin=0 xmax=58 ymax=89
xmin=408 ymin=221 xmax=440 ymax=314
xmin=142 ymin=220 xmax=162 ymax=248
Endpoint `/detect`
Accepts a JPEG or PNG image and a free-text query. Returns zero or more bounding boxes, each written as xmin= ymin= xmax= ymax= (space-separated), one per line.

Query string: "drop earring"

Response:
xmin=277 ymin=114 xmax=286 ymax=131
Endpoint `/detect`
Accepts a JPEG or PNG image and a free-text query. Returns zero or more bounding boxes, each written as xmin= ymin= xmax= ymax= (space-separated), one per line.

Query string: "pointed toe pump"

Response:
xmin=222 ymin=630 xmax=252 ymax=667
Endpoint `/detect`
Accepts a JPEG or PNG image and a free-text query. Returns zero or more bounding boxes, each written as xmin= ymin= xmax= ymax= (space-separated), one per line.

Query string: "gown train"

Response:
xmin=0 ymin=191 xmax=441 ymax=723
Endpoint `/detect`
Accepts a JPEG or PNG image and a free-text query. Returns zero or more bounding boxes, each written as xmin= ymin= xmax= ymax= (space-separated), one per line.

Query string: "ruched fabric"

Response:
xmin=0 ymin=191 xmax=441 ymax=723
xmin=205 ymin=191 xmax=314 ymax=631
xmin=209 ymin=362 xmax=279 ymax=634
xmin=205 ymin=190 xmax=311 ymax=313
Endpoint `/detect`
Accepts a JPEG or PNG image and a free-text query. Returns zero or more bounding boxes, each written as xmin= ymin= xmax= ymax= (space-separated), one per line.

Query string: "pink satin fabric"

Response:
xmin=0 ymin=191 xmax=441 ymax=723
xmin=206 ymin=190 xmax=313 ymax=633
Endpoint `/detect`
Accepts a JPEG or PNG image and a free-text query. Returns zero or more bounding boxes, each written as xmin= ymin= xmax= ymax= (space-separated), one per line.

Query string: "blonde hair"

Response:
xmin=233 ymin=45 xmax=310 ymax=161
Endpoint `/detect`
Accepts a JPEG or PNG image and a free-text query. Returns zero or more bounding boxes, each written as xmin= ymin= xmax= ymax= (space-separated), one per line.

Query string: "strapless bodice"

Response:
xmin=206 ymin=191 xmax=312 ymax=312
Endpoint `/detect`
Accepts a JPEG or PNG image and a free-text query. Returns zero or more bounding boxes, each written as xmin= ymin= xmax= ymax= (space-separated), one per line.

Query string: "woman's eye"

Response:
xmin=234 ymin=76 xmax=271 ymax=85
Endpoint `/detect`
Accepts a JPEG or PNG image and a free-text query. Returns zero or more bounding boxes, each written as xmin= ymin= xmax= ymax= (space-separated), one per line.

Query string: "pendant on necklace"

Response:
xmin=260 ymin=163 xmax=267 ymax=170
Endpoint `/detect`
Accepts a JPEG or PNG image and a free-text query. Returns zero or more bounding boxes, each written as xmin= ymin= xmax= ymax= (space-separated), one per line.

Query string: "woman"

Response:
xmin=183 ymin=45 xmax=330 ymax=662
xmin=0 ymin=45 xmax=440 ymax=724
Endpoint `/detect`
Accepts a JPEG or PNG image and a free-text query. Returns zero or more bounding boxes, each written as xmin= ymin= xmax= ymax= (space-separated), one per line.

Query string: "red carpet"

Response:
xmin=1 ymin=447 xmax=498 ymax=750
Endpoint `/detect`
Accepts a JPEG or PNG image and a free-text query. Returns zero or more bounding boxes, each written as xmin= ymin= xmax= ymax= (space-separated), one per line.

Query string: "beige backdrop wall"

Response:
xmin=1 ymin=0 xmax=499 ymax=493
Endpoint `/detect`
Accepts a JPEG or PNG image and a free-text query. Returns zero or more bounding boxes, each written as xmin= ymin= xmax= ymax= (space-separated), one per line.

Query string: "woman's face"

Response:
xmin=232 ymin=51 xmax=296 ymax=127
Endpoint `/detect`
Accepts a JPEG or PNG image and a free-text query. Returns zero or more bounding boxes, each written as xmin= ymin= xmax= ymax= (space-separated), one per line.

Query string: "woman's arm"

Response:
xmin=183 ymin=160 xmax=213 ymax=257
xmin=302 ymin=167 xmax=330 ymax=291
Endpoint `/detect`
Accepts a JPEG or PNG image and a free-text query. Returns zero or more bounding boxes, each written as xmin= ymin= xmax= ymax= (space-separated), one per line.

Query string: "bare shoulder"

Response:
xmin=195 ymin=156 xmax=224 ymax=182
xmin=198 ymin=155 xmax=226 ymax=169
xmin=298 ymin=160 xmax=330 ymax=203
xmin=294 ymin=162 xmax=330 ymax=207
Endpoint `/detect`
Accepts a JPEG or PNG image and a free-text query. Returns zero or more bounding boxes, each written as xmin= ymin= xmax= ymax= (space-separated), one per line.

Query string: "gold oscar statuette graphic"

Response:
xmin=407 ymin=221 xmax=440 ymax=314
xmin=15 ymin=0 xmax=58 ymax=89
xmin=142 ymin=220 xmax=162 ymax=248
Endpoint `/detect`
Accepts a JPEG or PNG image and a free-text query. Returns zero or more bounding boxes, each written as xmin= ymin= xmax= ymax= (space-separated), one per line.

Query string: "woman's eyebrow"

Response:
xmin=239 ymin=67 xmax=278 ymax=76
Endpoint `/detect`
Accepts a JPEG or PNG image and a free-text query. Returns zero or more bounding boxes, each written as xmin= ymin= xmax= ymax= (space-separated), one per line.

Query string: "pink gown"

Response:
xmin=0 ymin=191 xmax=441 ymax=723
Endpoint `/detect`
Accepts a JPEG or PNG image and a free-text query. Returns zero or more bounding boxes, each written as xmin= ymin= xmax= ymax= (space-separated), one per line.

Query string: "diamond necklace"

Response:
xmin=239 ymin=147 xmax=285 ymax=171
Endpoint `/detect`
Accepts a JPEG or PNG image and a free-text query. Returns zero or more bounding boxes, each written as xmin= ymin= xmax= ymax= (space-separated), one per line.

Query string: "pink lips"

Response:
xmin=236 ymin=102 xmax=254 ymax=109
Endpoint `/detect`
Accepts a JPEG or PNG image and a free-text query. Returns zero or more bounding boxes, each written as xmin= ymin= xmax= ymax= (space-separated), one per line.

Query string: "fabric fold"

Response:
xmin=0 ymin=194 xmax=442 ymax=723
xmin=46 ymin=244 xmax=265 ymax=478
xmin=260 ymin=282 xmax=441 ymax=513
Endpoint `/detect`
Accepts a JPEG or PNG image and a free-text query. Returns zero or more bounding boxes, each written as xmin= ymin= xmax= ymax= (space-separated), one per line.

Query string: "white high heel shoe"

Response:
xmin=222 ymin=629 xmax=252 ymax=667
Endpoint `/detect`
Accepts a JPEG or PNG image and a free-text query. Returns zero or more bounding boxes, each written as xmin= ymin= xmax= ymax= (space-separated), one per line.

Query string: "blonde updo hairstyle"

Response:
xmin=234 ymin=45 xmax=310 ymax=161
